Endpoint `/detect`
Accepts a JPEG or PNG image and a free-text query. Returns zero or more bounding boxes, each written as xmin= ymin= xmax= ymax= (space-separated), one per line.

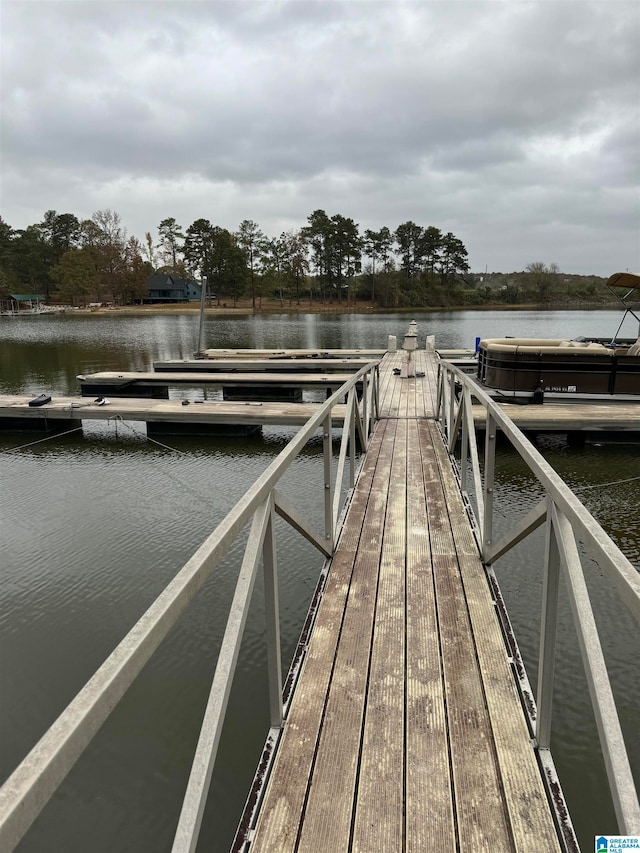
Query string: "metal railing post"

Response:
xmin=196 ymin=276 xmax=208 ymax=354
xmin=536 ymin=498 xmax=561 ymax=749
xmin=333 ymin=390 xmax=352 ymax=534
xmin=460 ymin=390 xmax=469 ymax=493
xmin=362 ymin=373 xmax=369 ymax=443
xmin=373 ymin=365 xmax=380 ymax=420
xmin=263 ymin=498 xmax=283 ymax=728
xmin=349 ymin=391 xmax=356 ymax=488
xmin=440 ymin=369 xmax=448 ymax=435
xmin=481 ymin=411 xmax=496 ymax=559
xmin=448 ymin=371 xmax=456 ymax=440
xmin=323 ymin=413 xmax=334 ymax=548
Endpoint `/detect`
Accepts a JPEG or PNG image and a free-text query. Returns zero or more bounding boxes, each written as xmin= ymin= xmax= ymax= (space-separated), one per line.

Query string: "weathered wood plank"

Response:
xmin=428 ymin=419 xmax=562 ymax=851
xmin=474 ymin=401 xmax=640 ymax=432
xmin=377 ymin=354 xmax=398 ymax=418
xmin=352 ymin=420 xmax=406 ymax=852
xmin=0 ymin=396 xmax=349 ymax=428
xmin=420 ymin=419 xmax=513 ymax=851
xmin=336 ymin=422 xmax=387 ymax=553
xmin=77 ymin=370 xmax=356 ymax=388
xmin=413 ymin=353 xmax=423 ymax=417
xmin=295 ymin=421 xmax=397 ymax=852
xmin=154 ymin=357 xmax=376 ymax=373
xmin=199 ymin=348 xmax=386 ymax=359
xmin=422 ymin=350 xmax=440 ymax=417
xmin=398 ymin=367 xmax=410 ymax=419
xmin=406 ymin=418 xmax=456 ymax=851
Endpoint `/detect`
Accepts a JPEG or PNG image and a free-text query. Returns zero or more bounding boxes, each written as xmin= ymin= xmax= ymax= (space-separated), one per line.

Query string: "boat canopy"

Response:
xmin=606 ymin=272 xmax=640 ymax=290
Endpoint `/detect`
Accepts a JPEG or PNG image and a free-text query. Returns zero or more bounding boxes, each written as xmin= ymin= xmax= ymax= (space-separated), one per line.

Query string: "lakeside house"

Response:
xmin=144 ymin=274 xmax=202 ymax=304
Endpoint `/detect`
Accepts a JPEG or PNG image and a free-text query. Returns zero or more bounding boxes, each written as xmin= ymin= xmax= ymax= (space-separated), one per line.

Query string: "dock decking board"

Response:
xmin=198 ymin=348 xmax=387 ymax=360
xmin=406 ymin=418 xmax=454 ymax=852
xmin=154 ymin=358 xmax=376 ymax=374
xmin=77 ymin=370 xmax=356 ymax=388
xmin=295 ymin=419 xmax=397 ymax=852
xmin=0 ymin=395 xmax=349 ymax=429
xmin=248 ymin=351 xmax=563 ymax=852
xmin=351 ymin=418 xmax=405 ymax=853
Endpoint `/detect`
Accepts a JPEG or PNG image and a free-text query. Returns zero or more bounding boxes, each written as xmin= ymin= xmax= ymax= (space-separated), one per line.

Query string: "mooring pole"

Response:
xmin=197 ymin=276 xmax=208 ymax=355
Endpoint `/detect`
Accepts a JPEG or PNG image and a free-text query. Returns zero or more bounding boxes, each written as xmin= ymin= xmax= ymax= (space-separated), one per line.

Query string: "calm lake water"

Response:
xmin=1 ymin=310 xmax=638 ymax=852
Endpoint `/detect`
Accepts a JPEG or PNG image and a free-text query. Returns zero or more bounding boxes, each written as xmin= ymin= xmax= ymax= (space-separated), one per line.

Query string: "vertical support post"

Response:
xmin=460 ymin=390 xmax=469 ymax=493
xmin=263 ymin=499 xmax=283 ymax=728
xmin=362 ymin=374 xmax=369 ymax=444
xmin=536 ymin=499 xmax=560 ymax=749
xmin=323 ymin=413 xmax=334 ymax=548
xmin=482 ymin=411 xmax=496 ymax=558
xmin=197 ymin=276 xmax=208 ymax=355
xmin=448 ymin=371 xmax=456 ymax=441
xmin=373 ymin=365 xmax=380 ymax=421
xmin=349 ymin=392 xmax=356 ymax=488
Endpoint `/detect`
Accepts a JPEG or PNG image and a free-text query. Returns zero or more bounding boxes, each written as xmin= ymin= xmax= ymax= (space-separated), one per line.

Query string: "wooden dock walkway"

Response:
xmin=246 ymin=350 xmax=563 ymax=852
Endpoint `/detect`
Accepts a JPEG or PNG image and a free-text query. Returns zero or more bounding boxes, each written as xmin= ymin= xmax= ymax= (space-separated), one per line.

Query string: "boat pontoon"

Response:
xmin=476 ymin=272 xmax=640 ymax=402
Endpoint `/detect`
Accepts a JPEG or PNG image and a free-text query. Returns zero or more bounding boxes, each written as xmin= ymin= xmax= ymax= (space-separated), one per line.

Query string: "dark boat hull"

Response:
xmin=477 ymin=338 xmax=640 ymax=400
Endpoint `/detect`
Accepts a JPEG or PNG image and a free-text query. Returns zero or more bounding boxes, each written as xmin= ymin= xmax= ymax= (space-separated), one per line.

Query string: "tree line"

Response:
xmin=0 ymin=208 xmax=473 ymax=308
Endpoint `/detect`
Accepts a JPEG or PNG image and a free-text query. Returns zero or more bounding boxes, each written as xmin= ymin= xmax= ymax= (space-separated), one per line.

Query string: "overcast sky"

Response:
xmin=2 ymin=0 xmax=639 ymax=275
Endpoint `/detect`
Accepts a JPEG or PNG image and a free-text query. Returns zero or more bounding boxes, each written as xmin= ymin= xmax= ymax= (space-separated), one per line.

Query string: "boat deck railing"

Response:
xmin=0 ymin=362 xmax=380 ymax=853
xmin=437 ymin=359 xmax=640 ymax=835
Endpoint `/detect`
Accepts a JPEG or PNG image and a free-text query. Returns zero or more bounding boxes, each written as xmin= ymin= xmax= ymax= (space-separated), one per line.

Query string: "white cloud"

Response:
xmin=1 ymin=0 xmax=638 ymax=274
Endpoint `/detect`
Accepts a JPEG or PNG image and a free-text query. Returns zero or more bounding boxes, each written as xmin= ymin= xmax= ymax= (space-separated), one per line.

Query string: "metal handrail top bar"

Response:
xmin=441 ymin=361 xmax=640 ymax=618
xmin=0 ymin=360 xmax=380 ymax=853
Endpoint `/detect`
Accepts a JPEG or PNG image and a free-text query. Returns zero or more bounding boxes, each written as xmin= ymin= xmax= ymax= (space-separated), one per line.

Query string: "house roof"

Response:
xmin=10 ymin=294 xmax=45 ymax=301
xmin=146 ymin=274 xmax=200 ymax=292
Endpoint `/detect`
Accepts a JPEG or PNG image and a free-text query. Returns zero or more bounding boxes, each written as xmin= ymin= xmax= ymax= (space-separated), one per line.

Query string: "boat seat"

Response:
xmin=628 ymin=338 xmax=640 ymax=356
xmin=558 ymin=341 xmax=607 ymax=350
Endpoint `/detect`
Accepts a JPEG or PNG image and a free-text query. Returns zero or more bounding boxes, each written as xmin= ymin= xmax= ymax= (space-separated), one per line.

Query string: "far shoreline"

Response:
xmin=60 ymin=299 xmax=621 ymax=318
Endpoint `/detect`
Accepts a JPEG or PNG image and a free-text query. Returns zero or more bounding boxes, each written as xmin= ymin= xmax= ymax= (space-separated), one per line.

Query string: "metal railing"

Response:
xmin=436 ymin=359 xmax=640 ymax=836
xmin=0 ymin=362 xmax=380 ymax=853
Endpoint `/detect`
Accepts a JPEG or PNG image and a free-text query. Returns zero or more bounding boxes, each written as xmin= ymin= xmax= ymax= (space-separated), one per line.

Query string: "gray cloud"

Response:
xmin=2 ymin=0 xmax=638 ymax=274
